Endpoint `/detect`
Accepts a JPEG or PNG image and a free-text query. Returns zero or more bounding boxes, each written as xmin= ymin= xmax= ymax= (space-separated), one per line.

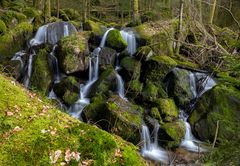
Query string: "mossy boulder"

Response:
xmin=159 ymin=120 xmax=185 ymax=149
xmin=106 ymin=29 xmax=127 ymax=52
xmin=135 ymin=46 xmax=154 ymax=61
xmin=0 ymin=20 xmax=7 ymax=35
xmin=89 ymin=65 xmax=117 ymax=97
xmin=30 ymin=48 xmax=51 ymax=93
xmin=99 ymin=47 xmax=117 ymax=68
xmin=142 ymin=55 xmax=177 ymax=85
xmin=149 ymin=107 xmax=162 ymax=123
xmin=126 ymin=80 xmax=143 ymax=99
xmin=120 ymin=56 xmax=141 ymax=81
xmin=155 ymin=98 xmax=178 ymax=122
xmin=189 ymin=84 xmax=240 ymax=141
xmin=58 ymin=33 xmax=89 ymax=74
xmin=84 ymin=95 xmax=143 ymax=144
xmin=142 ymin=81 xmax=168 ymax=103
xmin=0 ymin=22 xmax=33 ymax=62
xmin=83 ymin=20 xmax=104 ymax=35
xmin=0 ymin=74 xmax=146 ymax=165
xmin=166 ymin=68 xmax=195 ymax=107
xmin=1 ymin=10 xmax=27 ymax=29
xmin=54 ymin=76 xmax=80 ymax=106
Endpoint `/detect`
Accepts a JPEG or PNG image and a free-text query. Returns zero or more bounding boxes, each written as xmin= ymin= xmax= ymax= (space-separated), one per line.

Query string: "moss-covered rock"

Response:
xmin=31 ymin=48 xmax=51 ymax=93
xmin=54 ymin=76 xmax=80 ymax=106
xmin=99 ymin=47 xmax=117 ymax=69
xmin=0 ymin=22 xmax=33 ymax=62
xmin=189 ymin=84 xmax=240 ymax=142
xmin=58 ymin=32 xmax=89 ymax=74
xmin=149 ymin=107 xmax=162 ymax=123
xmin=83 ymin=95 xmax=143 ymax=144
xmin=126 ymin=80 xmax=143 ymax=99
xmin=1 ymin=10 xmax=27 ymax=28
xmin=120 ymin=56 xmax=141 ymax=81
xmin=155 ymin=98 xmax=178 ymax=122
xmin=142 ymin=55 xmax=177 ymax=86
xmin=160 ymin=120 xmax=185 ymax=149
xmin=0 ymin=20 xmax=7 ymax=35
xmin=83 ymin=20 xmax=104 ymax=35
xmin=0 ymin=74 xmax=146 ymax=165
xmin=135 ymin=46 xmax=154 ymax=61
xmin=166 ymin=68 xmax=195 ymax=107
xmin=89 ymin=65 xmax=116 ymax=97
xmin=106 ymin=29 xmax=127 ymax=52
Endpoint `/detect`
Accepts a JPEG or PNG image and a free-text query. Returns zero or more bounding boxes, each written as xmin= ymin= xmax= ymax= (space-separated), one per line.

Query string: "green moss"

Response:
xmin=162 ymin=120 xmax=185 ymax=148
xmin=150 ymin=55 xmax=177 ymax=65
xmin=150 ymin=107 xmax=162 ymax=123
xmin=63 ymin=90 xmax=79 ymax=105
xmin=23 ymin=7 xmax=41 ymax=18
xmin=84 ymin=20 xmax=103 ymax=35
xmin=106 ymin=29 xmax=127 ymax=52
xmin=0 ymin=20 xmax=7 ymax=35
xmin=127 ymin=80 xmax=143 ymax=98
xmin=120 ymin=57 xmax=141 ymax=80
xmin=156 ymin=98 xmax=178 ymax=122
xmin=31 ymin=48 xmax=51 ymax=93
xmin=0 ymin=74 xmax=146 ymax=165
xmin=142 ymin=81 xmax=158 ymax=102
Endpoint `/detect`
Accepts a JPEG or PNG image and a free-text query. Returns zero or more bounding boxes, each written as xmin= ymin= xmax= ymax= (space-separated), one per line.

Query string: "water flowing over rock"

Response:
xmin=120 ymin=29 xmax=137 ymax=56
xmin=115 ymin=73 xmax=126 ymax=100
xmin=23 ymin=50 xmax=36 ymax=88
xmin=141 ymin=123 xmax=169 ymax=164
xmin=30 ymin=22 xmax=77 ymax=46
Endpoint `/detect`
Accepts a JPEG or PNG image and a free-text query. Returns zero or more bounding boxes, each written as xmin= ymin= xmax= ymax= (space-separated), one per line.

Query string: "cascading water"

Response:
xmin=23 ymin=50 xmax=36 ymax=88
xmin=30 ymin=24 xmax=48 ymax=46
xmin=69 ymin=28 xmax=114 ymax=119
xmin=179 ymin=110 xmax=206 ymax=152
xmin=141 ymin=123 xmax=169 ymax=163
xmin=11 ymin=50 xmax=26 ymax=69
xmin=64 ymin=23 xmax=69 ymax=37
xmin=115 ymin=73 xmax=126 ymax=100
xmin=49 ymin=45 xmax=61 ymax=83
xmin=120 ymin=30 xmax=137 ymax=56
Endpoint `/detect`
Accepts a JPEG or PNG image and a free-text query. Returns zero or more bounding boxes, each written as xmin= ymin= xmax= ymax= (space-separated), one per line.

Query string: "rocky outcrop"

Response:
xmin=120 ymin=56 xmax=141 ymax=81
xmin=189 ymin=84 xmax=240 ymax=141
xmin=99 ymin=47 xmax=117 ymax=68
xmin=106 ymin=30 xmax=127 ymax=52
xmin=83 ymin=95 xmax=143 ymax=144
xmin=57 ymin=33 xmax=89 ymax=74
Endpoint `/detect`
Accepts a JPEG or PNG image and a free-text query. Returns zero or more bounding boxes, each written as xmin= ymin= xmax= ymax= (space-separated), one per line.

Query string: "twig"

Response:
xmin=212 ymin=120 xmax=220 ymax=148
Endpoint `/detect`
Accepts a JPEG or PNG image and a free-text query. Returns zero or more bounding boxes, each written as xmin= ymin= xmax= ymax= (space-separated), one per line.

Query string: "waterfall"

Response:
xmin=120 ymin=30 xmax=137 ymax=56
xmin=23 ymin=50 xmax=36 ymax=88
xmin=49 ymin=45 xmax=60 ymax=83
xmin=30 ymin=24 xmax=48 ymax=46
xmin=141 ymin=123 xmax=169 ymax=163
xmin=189 ymin=72 xmax=197 ymax=98
xmin=69 ymin=28 xmax=114 ymax=119
xmin=179 ymin=110 xmax=206 ymax=152
xmin=115 ymin=73 xmax=126 ymax=100
xmin=100 ymin=27 xmax=114 ymax=48
xmin=195 ymin=73 xmax=216 ymax=96
xmin=63 ymin=23 xmax=69 ymax=37
xmin=11 ymin=50 xmax=26 ymax=69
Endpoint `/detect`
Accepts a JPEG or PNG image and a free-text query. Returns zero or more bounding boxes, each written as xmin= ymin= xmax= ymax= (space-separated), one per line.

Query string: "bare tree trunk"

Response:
xmin=197 ymin=0 xmax=202 ymax=23
xmin=175 ymin=0 xmax=184 ymax=55
xmin=209 ymin=0 xmax=217 ymax=24
xmin=132 ymin=0 xmax=140 ymax=24
xmin=44 ymin=0 xmax=51 ymax=22
xmin=57 ymin=0 xmax=60 ymax=18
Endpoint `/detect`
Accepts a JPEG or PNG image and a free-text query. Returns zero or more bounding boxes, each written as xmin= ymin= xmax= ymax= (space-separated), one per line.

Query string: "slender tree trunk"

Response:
xmin=175 ymin=0 xmax=184 ymax=55
xmin=197 ymin=0 xmax=202 ymax=23
xmin=44 ymin=0 xmax=51 ymax=22
xmin=57 ymin=0 xmax=60 ymax=18
xmin=132 ymin=0 xmax=140 ymax=24
xmin=209 ymin=0 xmax=217 ymax=24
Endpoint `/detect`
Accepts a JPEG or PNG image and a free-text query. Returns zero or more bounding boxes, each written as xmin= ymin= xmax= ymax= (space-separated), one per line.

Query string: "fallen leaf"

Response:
xmin=13 ymin=126 xmax=23 ymax=132
xmin=114 ymin=148 xmax=122 ymax=157
xmin=64 ymin=149 xmax=71 ymax=163
xmin=6 ymin=111 xmax=14 ymax=116
xmin=50 ymin=150 xmax=62 ymax=164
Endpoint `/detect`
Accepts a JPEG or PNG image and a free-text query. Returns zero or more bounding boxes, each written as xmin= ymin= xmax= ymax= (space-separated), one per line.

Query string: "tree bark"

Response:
xmin=57 ymin=0 xmax=60 ymax=18
xmin=132 ymin=0 xmax=140 ymax=24
xmin=209 ymin=0 xmax=217 ymax=24
xmin=44 ymin=0 xmax=51 ymax=22
xmin=175 ymin=0 xmax=184 ymax=55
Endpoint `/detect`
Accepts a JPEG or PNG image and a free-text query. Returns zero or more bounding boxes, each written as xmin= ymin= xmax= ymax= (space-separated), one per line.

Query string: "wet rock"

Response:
xmin=57 ymin=33 xmax=89 ymax=74
xmin=189 ymin=84 xmax=240 ymax=141
xmin=120 ymin=56 xmax=141 ymax=81
xmin=106 ymin=30 xmax=127 ymax=52
xmin=99 ymin=47 xmax=117 ymax=68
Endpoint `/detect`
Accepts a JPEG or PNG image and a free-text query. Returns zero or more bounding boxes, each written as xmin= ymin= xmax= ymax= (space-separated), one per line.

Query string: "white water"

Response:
xmin=115 ymin=73 xmax=127 ymax=100
xmin=120 ymin=30 xmax=137 ymax=55
xmin=50 ymin=45 xmax=61 ymax=83
xmin=63 ymin=23 xmax=69 ymax=37
xmin=23 ymin=50 xmax=36 ymax=88
xmin=11 ymin=50 xmax=26 ymax=68
xmin=179 ymin=110 xmax=206 ymax=152
xmin=30 ymin=25 xmax=48 ymax=46
xmin=141 ymin=123 xmax=169 ymax=164
xmin=189 ymin=72 xmax=197 ymax=98
xmin=69 ymin=28 xmax=114 ymax=119
xmin=100 ymin=28 xmax=114 ymax=48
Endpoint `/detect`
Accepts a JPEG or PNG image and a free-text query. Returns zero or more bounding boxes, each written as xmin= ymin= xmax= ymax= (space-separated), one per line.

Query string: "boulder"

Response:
xmin=83 ymin=95 xmax=143 ymax=144
xmin=83 ymin=20 xmax=104 ymax=35
xmin=189 ymin=84 xmax=240 ymax=141
xmin=135 ymin=46 xmax=154 ymax=61
xmin=126 ymin=80 xmax=143 ymax=99
xmin=142 ymin=55 xmax=177 ymax=84
xmin=159 ymin=120 xmax=185 ymax=149
xmin=53 ymin=76 xmax=80 ymax=105
xmin=89 ymin=65 xmax=117 ymax=97
xmin=99 ymin=47 xmax=117 ymax=68
xmin=155 ymin=98 xmax=178 ymax=122
xmin=106 ymin=30 xmax=127 ymax=52
xmin=57 ymin=33 xmax=89 ymax=74
xmin=149 ymin=107 xmax=162 ymax=123
xmin=165 ymin=68 xmax=195 ymax=107
xmin=120 ymin=56 xmax=141 ymax=81
xmin=30 ymin=48 xmax=51 ymax=93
